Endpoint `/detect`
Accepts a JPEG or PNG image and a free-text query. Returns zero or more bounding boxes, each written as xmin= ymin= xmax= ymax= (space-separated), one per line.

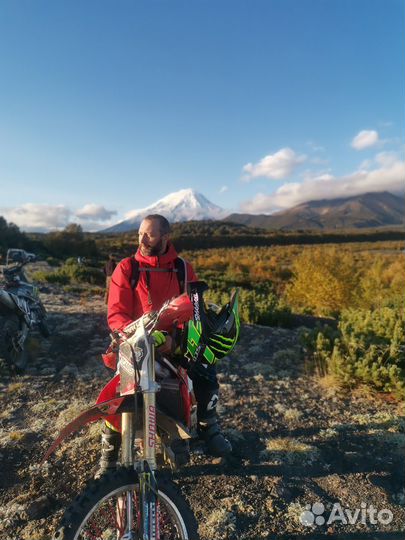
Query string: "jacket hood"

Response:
xmin=135 ymin=241 xmax=179 ymax=267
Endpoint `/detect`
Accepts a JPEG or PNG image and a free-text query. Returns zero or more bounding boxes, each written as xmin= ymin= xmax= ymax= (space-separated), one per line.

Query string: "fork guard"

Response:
xmin=42 ymin=375 xmax=190 ymax=464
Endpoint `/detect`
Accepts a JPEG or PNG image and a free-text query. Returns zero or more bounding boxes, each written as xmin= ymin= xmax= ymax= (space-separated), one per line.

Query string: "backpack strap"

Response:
xmin=129 ymin=256 xmax=187 ymax=293
xmin=175 ymin=256 xmax=187 ymax=293
xmin=129 ymin=257 xmax=140 ymax=290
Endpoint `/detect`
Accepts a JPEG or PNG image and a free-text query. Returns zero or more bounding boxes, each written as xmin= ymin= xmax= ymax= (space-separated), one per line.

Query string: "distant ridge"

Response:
xmin=224 ymin=191 xmax=404 ymax=230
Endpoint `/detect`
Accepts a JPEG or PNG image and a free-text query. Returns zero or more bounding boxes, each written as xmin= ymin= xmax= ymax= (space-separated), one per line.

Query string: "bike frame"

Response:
xmin=43 ymin=294 xmax=196 ymax=539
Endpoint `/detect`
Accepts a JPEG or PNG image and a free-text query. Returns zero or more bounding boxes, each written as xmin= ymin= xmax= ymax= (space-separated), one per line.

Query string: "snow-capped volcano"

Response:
xmin=102 ymin=189 xmax=226 ymax=233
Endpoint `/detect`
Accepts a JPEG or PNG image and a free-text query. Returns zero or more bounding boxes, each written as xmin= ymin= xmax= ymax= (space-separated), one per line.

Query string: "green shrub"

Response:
xmin=32 ymin=261 xmax=104 ymax=286
xmin=32 ymin=269 xmax=70 ymax=285
xmin=301 ymin=307 xmax=405 ymax=398
xmin=61 ymin=263 xmax=104 ymax=285
xmin=205 ymin=283 xmax=292 ymax=326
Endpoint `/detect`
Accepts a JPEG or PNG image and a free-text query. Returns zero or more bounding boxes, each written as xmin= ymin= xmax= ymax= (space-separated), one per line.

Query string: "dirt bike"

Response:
xmin=43 ymin=286 xmax=209 ymax=540
xmin=0 ymin=248 xmax=50 ymax=372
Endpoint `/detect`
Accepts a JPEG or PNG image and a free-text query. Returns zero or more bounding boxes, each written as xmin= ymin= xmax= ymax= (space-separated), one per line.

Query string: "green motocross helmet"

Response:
xmin=185 ymin=281 xmax=240 ymax=365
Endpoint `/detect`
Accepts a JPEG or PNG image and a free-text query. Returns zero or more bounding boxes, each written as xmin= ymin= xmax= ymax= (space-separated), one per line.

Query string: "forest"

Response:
xmin=1 ymin=217 xmax=404 ymax=398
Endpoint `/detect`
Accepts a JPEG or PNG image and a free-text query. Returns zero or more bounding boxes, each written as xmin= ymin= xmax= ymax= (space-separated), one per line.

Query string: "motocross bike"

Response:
xmin=43 ymin=286 xmax=213 ymax=540
xmin=0 ymin=248 xmax=50 ymax=372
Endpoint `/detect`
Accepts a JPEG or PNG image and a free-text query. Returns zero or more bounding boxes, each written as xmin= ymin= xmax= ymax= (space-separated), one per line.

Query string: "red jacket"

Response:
xmin=107 ymin=242 xmax=197 ymax=332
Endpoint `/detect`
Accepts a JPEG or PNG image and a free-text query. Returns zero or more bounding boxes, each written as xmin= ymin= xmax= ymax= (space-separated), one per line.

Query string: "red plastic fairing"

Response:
xmin=42 ymin=394 xmax=129 ymax=463
xmin=102 ymin=346 xmax=118 ymax=370
xmin=96 ymin=374 xmax=122 ymax=431
xmin=156 ymin=293 xmax=193 ymax=333
xmin=97 ymin=374 xmax=120 ymax=403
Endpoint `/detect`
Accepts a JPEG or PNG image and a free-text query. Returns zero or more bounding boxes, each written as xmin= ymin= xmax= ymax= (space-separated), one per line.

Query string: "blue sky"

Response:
xmin=0 ymin=0 xmax=404 ymax=231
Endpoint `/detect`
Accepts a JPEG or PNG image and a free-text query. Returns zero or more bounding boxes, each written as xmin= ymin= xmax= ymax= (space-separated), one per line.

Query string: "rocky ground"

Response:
xmin=0 ymin=274 xmax=404 ymax=540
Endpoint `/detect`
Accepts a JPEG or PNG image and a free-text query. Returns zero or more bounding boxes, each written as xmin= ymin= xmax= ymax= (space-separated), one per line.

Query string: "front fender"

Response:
xmin=42 ymin=374 xmax=192 ymax=464
xmin=41 ymin=394 xmax=133 ymax=463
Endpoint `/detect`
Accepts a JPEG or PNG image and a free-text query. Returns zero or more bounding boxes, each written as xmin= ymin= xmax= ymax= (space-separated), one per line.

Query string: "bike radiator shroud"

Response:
xmin=157 ymin=372 xmax=190 ymax=424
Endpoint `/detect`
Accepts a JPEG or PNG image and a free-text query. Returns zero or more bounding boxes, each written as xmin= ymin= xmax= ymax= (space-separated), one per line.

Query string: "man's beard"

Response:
xmin=140 ymin=239 xmax=165 ymax=256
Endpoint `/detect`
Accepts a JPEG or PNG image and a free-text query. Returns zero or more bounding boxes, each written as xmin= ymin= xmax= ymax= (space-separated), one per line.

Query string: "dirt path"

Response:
xmin=0 ymin=285 xmax=404 ymax=539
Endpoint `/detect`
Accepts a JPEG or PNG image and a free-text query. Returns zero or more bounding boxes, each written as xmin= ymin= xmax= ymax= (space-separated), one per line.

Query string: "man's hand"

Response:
xmin=152 ymin=330 xmax=172 ymax=354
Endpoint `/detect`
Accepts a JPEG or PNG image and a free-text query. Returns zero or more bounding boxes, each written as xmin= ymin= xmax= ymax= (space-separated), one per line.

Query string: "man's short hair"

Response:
xmin=144 ymin=214 xmax=171 ymax=235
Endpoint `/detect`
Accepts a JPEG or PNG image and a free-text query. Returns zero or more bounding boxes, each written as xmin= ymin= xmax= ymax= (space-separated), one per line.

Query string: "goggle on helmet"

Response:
xmin=185 ymin=281 xmax=240 ymax=364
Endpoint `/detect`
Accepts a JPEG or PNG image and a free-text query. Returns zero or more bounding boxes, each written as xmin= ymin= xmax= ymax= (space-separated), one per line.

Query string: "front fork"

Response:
xmin=140 ymin=341 xmax=159 ymax=540
xmin=120 ymin=343 xmax=159 ymax=539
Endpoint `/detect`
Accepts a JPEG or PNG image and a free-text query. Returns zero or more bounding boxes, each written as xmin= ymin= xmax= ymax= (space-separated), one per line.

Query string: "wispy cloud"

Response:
xmin=75 ymin=204 xmax=117 ymax=221
xmin=351 ymin=129 xmax=379 ymax=150
xmin=240 ymin=153 xmax=405 ymax=213
xmin=306 ymin=140 xmax=325 ymax=152
xmin=0 ymin=203 xmax=118 ymax=232
xmin=0 ymin=204 xmax=71 ymax=232
xmin=242 ymin=147 xmax=306 ymax=181
xmin=219 ymin=185 xmax=228 ymax=193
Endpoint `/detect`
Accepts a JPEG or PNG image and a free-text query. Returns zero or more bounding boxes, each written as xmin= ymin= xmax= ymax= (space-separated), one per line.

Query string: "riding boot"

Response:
xmin=196 ymin=389 xmax=232 ymax=456
xmin=189 ymin=360 xmax=232 ymax=456
xmin=95 ymin=424 xmax=121 ymax=479
xmin=197 ymin=414 xmax=232 ymax=457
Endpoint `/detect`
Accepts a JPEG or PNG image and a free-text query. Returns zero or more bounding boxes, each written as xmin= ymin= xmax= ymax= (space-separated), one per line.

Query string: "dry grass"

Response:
xmin=351 ymin=384 xmax=378 ymax=401
xmin=7 ymin=382 xmax=24 ymax=393
xmin=0 ymin=409 xmax=12 ymax=420
xmin=261 ymin=437 xmax=319 ymax=465
xmin=199 ymin=508 xmax=236 ymax=540
xmin=264 ymin=437 xmax=315 ymax=453
xmin=283 ymin=408 xmax=302 ymax=423
xmin=316 ymin=374 xmax=343 ymax=397
xmin=222 ymin=495 xmax=256 ymax=516
xmin=31 ymin=398 xmax=63 ymax=415
xmin=21 ymin=531 xmax=44 ymax=540
xmin=54 ymin=420 xmax=101 ymax=460
xmin=351 ymin=411 xmax=399 ymax=427
xmin=286 ymin=502 xmax=307 ymax=526
xmin=318 ymin=428 xmax=338 ymax=440
xmin=54 ymin=399 xmax=92 ymax=432
xmin=8 ymin=431 xmax=26 ymax=442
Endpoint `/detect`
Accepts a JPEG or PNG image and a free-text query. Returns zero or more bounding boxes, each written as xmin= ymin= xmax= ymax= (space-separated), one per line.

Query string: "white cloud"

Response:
xmin=240 ymin=192 xmax=283 ymax=214
xmin=240 ymin=154 xmax=405 ymax=213
xmin=75 ymin=203 xmax=117 ymax=221
xmin=351 ymin=130 xmax=379 ymax=150
xmin=219 ymin=185 xmax=228 ymax=193
xmin=374 ymin=151 xmax=399 ymax=168
xmin=0 ymin=204 xmax=71 ymax=232
xmin=0 ymin=203 xmax=120 ymax=232
xmin=242 ymin=147 xmax=306 ymax=180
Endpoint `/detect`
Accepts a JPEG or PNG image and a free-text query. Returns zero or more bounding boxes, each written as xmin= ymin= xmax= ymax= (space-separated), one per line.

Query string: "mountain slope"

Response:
xmin=225 ymin=191 xmax=404 ymax=230
xmin=102 ymin=189 xmax=225 ymax=233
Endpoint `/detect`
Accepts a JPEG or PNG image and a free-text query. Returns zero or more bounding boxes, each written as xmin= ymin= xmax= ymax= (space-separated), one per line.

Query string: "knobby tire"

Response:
xmin=53 ymin=467 xmax=199 ymax=540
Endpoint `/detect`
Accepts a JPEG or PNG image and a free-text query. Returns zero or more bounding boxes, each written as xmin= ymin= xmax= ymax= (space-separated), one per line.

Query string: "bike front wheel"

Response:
xmin=53 ymin=467 xmax=199 ymax=540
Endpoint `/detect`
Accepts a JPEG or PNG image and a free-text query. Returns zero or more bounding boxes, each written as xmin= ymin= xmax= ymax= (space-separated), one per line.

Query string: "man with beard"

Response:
xmin=97 ymin=214 xmax=232 ymax=476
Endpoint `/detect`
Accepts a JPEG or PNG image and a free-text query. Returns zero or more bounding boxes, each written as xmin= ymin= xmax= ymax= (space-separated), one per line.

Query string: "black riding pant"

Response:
xmin=187 ymin=360 xmax=220 ymax=421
